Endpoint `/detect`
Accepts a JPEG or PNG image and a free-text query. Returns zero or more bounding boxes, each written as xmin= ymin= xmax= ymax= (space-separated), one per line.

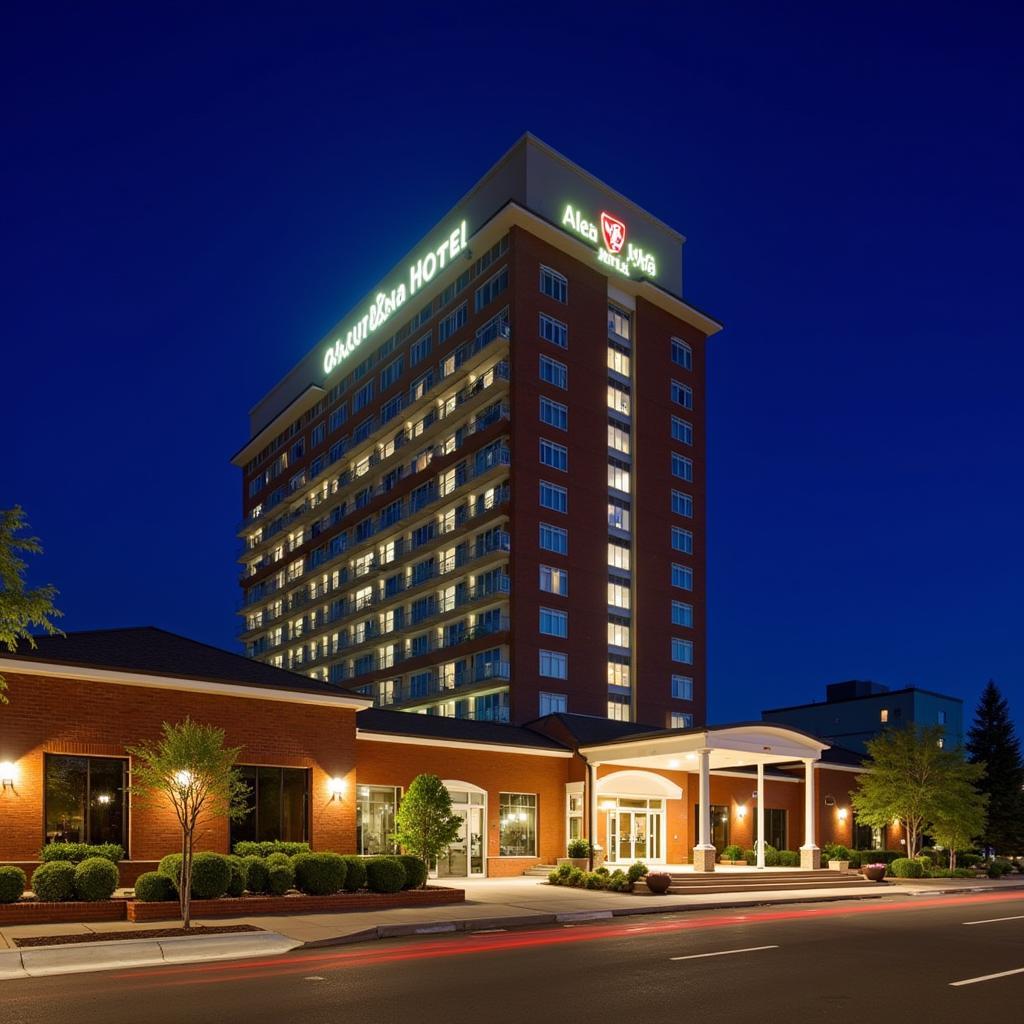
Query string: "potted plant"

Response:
xmin=824 ymin=844 xmax=851 ymax=871
xmin=645 ymin=871 xmax=672 ymax=894
xmin=861 ymin=862 xmax=887 ymax=882
xmin=720 ymin=844 xmax=746 ymax=865
xmin=557 ymin=838 xmax=592 ymax=870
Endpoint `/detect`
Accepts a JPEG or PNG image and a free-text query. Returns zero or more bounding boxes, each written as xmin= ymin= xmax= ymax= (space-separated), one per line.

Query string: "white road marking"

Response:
xmin=304 ymin=976 xmax=325 ymax=982
xmin=950 ymin=966 xmax=1024 ymax=987
xmin=469 ymin=929 xmax=507 ymax=935
xmin=671 ymin=945 xmax=779 ymax=961
xmin=963 ymin=915 xmax=1024 ymax=926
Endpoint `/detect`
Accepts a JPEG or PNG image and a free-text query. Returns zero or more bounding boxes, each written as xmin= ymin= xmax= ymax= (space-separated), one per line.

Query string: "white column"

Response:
xmin=587 ymin=760 xmax=599 ymax=870
xmin=800 ymin=758 xmax=820 ymax=869
xmin=693 ymin=747 xmax=715 ymax=871
xmin=756 ymin=762 xmax=765 ymax=870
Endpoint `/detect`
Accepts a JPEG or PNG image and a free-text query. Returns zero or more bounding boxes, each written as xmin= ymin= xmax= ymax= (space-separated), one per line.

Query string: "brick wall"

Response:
xmin=0 ymin=672 xmax=359 ymax=863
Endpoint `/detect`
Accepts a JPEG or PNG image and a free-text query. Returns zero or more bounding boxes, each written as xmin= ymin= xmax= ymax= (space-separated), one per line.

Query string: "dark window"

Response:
xmin=232 ymin=766 xmax=310 ymax=846
xmin=694 ymin=803 xmax=730 ymax=852
xmin=45 ymin=754 xmax=127 ymax=850
xmin=754 ymin=808 xmax=788 ymax=851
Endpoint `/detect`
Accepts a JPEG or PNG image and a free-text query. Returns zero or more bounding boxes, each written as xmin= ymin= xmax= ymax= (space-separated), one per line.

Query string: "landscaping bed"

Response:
xmin=126 ymin=885 xmax=464 ymax=922
xmin=13 ymin=924 xmax=261 ymax=948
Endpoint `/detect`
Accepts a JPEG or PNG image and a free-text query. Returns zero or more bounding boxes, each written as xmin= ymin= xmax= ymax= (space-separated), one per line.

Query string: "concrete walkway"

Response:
xmin=3 ymin=874 xmax=1022 ymax=972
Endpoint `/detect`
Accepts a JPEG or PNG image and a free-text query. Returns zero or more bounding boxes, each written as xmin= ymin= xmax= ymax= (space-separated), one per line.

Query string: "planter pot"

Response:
xmin=828 ymin=860 xmax=850 ymax=872
xmin=645 ymin=873 xmax=672 ymax=894
xmin=861 ymin=865 xmax=886 ymax=882
xmin=556 ymin=858 xmax=590 ymax=870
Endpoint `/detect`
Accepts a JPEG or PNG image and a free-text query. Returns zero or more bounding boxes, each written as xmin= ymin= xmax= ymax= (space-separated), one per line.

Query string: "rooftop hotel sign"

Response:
xmin=322 ymin=221 xmax=468 ymax=376
xmin=561 ymin=204 xmax=657 ymax=279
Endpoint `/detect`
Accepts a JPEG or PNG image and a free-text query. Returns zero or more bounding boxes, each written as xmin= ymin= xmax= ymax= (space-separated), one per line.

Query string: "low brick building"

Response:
xmin=0 ymin=628 xmax=885 ymax=882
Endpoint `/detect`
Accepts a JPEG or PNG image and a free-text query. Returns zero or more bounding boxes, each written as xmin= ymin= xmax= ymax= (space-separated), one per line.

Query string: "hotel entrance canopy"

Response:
xmin=578 ymin=723 xmax=830 ymax=872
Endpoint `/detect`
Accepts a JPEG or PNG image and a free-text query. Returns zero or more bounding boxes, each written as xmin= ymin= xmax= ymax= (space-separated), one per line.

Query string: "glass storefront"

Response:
xmin=606 ymin=797 xmax=664 ymax=862
xmin=231 ymin=766 xmax=309 ymax=846
xmin=438 ymin=788 xmax=486 ymax=877
xmin=356 ymin=784 xmax=401 ymax=855
xmin=44 ymin=754 xmax=127 ymax=849
xmin=498 ymin=793 xmax=536 ymax=857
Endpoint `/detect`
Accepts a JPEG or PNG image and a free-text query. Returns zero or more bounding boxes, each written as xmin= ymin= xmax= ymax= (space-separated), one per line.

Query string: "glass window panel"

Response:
xmin=45 ymin=755 xmax=88 ymax=845
xmin=257 ymin=766 xmax=283 ymax=842
xmin=86 ymin=757 xmax=126 ymax=846
xmin=499 ymin=793 xmax=537 ymax=856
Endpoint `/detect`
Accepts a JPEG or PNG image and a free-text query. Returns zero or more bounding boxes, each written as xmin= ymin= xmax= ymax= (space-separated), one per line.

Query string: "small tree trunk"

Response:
xmin=182 ymin=831 xmax=193 ymax=931
xmin=179 ymin=829 xmax=189 ymax=928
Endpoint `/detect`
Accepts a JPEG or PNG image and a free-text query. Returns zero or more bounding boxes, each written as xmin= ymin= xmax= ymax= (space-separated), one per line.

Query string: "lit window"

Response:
xmin=499 ymin=793 xmax=537 ymax=856
xmin=539 ymin=565 xmax=569 ymax=596
xmin=540 ymin=607 xmax=568 ymax=638
xmin=539 ymin=481 xmax=568 ymax=513
xmin=539 ymin=313 xmax=568 ymax=349
xmin=608 ymin=659 xmax=631 ymax=689
xmin=671 ymin=675 xmax=694 ymax=701
xmin=608 ymin=541 xmax=630 ymax=571
xmin=608 ymin=499 xmax=631 ymax=532
xmin=672 ymin=638 xmax=694 ymax=664
xmin=671 ymin=712 xmax=694 ymax=729
xmin=608 ymin=620 xmax=630 ymax=648
xmin=609 ymin=306 xmax=631 ymax=339
xmin=672 ymin=564 xmax=693 ymax=590
xmin=608 ymin=421 xmax=630 ymax=454
xmin=539 ymin=692 xmax=567 ymax=716
xmin=671 ymin=338 xmax=692 ymax=370
xmin=607 ymin=344 xmax=631 ymax=377
xmin=607 ymin=581 xmax=630 ymax=609
xmin=880 ymin=708 xmax=889 ymax=723
xmin=540 ymin=439 xmax=569 ymax=471
xmin=539 ymin=265 xmax=568 ymax=303
xmin=608 ymin=459 xmax=631 ymax=493
xmin=539 ymin=649 xmax=568 ymax=678
xmin=608 ymin=696 xmax=631 ymax=722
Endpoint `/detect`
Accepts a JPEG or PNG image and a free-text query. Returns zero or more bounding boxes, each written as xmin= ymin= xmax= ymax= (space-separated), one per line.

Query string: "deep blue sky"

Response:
xmin=4 ymin=4 xmax=1022 ymax=733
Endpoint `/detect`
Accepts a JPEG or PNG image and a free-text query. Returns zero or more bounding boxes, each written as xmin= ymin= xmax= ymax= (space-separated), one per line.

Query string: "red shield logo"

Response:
xmin=601 ymin=212 xmax=627 ymax=254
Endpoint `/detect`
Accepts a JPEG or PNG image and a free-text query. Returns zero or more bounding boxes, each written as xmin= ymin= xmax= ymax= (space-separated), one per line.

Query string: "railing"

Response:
xmin=357 ymin=659 xmax=512 ymax=706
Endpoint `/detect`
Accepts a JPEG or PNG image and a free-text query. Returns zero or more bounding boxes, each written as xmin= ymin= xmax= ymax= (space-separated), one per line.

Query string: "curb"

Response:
xmin=298 ymin=890 xmax=889 ymax=949
xmin=2 ymin=930 xmax=300 ymax=980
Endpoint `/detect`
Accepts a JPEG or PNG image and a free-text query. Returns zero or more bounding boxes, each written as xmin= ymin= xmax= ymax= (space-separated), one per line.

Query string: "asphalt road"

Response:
xmin=3 ymin=892 xmax=1023 ymax=1024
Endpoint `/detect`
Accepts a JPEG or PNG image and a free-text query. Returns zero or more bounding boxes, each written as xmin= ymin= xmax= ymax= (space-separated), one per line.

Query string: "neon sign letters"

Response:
xmin=561 ymin=203 xmax=657 ymax=279
xmin=322 ymin=221 xmax=468 ymax=376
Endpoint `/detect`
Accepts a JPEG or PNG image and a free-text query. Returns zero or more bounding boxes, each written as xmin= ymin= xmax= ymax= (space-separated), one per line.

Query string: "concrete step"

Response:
xmin=523 ymin=864 xmax=558 ymax=876
xmin=666 ymin=870 xmax=861 ymax=883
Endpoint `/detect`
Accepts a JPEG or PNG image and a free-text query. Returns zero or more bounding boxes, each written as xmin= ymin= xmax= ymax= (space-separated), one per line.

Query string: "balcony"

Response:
xmin=356 ymin=659 xmax=511 ymax=707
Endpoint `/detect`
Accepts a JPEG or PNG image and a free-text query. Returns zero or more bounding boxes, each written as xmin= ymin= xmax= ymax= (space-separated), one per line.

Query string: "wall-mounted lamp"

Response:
xmin=96 ymin=794 xmax=111 ymax=805
xmin=329 ymin=777 xmax=346 ymax=802
xmin=837 ymin=807 xmax=848 ymax=823
xmin=736 ymin=804 xmax=747 ymax=820
xmin=0 ymin=761 xmax=15 ymax=791
xmin=823 ymin=794 xmax=836 ymax=807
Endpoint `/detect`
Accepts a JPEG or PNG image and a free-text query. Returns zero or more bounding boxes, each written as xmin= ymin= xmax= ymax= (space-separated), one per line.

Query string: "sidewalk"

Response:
xmin=3 ymin=875 xmax=1022 ymax=977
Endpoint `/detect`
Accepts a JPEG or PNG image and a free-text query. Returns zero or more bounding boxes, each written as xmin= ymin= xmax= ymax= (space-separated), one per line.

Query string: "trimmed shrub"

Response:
xmin=74 ymin=857 xmax=119 ymax=901
xmin=847 ymin=851 xmax=862 ymax=868
xmin=626 ymin=861 xmax=648 ymax=883
xmin=764 ymin=844 xmax=781 ymax=867
xmin=158 ymin=853 xmax=183 ymax=884
xmin=189 ymin=852 xmax=231 ymax=899
xmin=855 ymin=850 xmax=903 ymax=865
xmin=891 ymin=857 xmax=926 ymax=878
xmin=397 ymin=855 xmax=428 ymax=889
xmin=265 ymin=852 xmax=292 ymax=869
xmin=39 ymin=842 xmax=124 ymax=864
xmin=0 ymin=866 xmax=27 ymax=904
xmin=959 ymin=852 xmax=981 ymax=868
xmin=134 ymin=872 xmax=177 ymax=902
xmin=233 ymin=841 xmax=311 ymax=858
xmin=32 ymin=861 xmax=76 ymax=901
xmin=742 ymin=849 xmax=756 ymax=864
xmin=340 ymin=856 xmax=367 ymax=892
xmin=988 ymin=858 xmax=1014 ymax=879
xmin=242 ymin=856 xmax=270 ymax=894
xmin=548 ymin=869 xmax=561 ymax=885
xmin=567 ymin=866 xmax=585 ymax=887
xmin=607 ymin=869 xmax=632 ymax=892
xmin=293 ymin=852 xmax=347 ymax=896
xmin=779 ymin=850 xmax=800 ymax=867
xmin=567 ymin=837 xmax=591 ymax=858
xmin=267 ymin=860 xmax=295 ymax=896
xmin=823 ymin=844 xmax=851 ymax=862
xmin=365 ymin=856 xmax=405 ymax=893
xmin=722 ymin=844 xmax=744 ymax=861
xmin=226 ymin=855 xmax=248 ymax=897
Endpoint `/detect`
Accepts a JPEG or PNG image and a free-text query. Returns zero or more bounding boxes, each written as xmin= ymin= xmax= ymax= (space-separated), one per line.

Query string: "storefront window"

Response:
xmin=357 ymin=785 xmax=401 ymax=855
xmin=45 ymin=755 xmax=127 ymax=849
xmin=499 ymin=793 xmax=537 ymax=856
xmin=567 ymin=792 xmax=584 ymax=841
xmin=232 ymin=766 xmax=309 ymax=846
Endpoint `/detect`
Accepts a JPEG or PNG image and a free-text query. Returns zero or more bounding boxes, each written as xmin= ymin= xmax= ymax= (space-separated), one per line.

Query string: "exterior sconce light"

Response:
xmin=837 ymin=807 xmax=848 ymax=823
xmin=736 ymin=804 xmax=747 ymax=820
xmin=0 ymin=761 xmax=15 ymax=791
xmin=329 ymin=777 xmax=346 ymax=801
xmin=96 ymin=794 xmax=111 ymax=805
xmin=823 ymin=794 xmax=836 ymax=807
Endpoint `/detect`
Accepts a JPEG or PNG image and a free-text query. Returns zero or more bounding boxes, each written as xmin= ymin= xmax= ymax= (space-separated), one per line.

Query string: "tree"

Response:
xmin=967 ymin=680 xmax=1024 ymax=855
xmin=931 ymin=785 xmax=987 ymax=870
xmin=0 ymin=505 xmax=63 ymax=703
xmin=392 ymin=774 xmax=462 ymax=883
xmin=851 ymin=725 xmax=984 ymax=858
xmin=127 ymin=720 xmax=248 ymax=928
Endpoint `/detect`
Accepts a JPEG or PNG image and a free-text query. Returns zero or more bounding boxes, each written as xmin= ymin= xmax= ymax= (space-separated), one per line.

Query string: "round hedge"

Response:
xmin=190 ymin=852 xmax=231 ymax=899
xmin=134 ymin=871 xmax=177 ymax=902
xmin=396 ymin=855 xmax=428 ymax=889
xmin=32 ymin=861 xmax=76 ymax=902
xmin=265 ymin=852 xmax=292 ymax=868
xmin=365 ymin=856 xmax=405 ymax=894
xmin=0 ymin=866 xmax=27 ymax=904
xmin=242 ymin=855 xmax=270 ymax=894
xmin=891 ymin=857 xmax=926 ymax=878
xmin=74 ymin=857 xmax=119 ymax=900
xmin=158 ymin=853 xmax=183 ymax=884
xmin=293 ymin=852 xmax=347 ymax=896
xmin=267 ymin=860 xmax=295 ymax=896
xmin=340 ymin=856 xmax=367 ymax=892
xmin=226 ymin=855 xmax=248 ymax=897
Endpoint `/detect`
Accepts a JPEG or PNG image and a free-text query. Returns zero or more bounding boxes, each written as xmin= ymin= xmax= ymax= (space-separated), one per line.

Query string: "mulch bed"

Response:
xmin=14 ymin=924 xmax=262 ymax=948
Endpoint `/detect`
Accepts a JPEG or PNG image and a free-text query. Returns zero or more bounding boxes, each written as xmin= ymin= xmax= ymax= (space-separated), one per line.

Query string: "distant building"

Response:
xmin=762 ymin=680 xmax=963 ymax=755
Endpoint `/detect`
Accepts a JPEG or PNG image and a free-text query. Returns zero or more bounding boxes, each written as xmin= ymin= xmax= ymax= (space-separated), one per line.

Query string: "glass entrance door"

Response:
xmin=437 ymin=794 xmax=486 ymax=877
xmin=606 ymin=799 xmax=663 ymax=862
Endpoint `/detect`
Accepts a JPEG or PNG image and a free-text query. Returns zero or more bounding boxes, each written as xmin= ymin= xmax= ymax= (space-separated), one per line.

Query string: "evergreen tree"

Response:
xmin=967 ymin=681 xmax=1024 ymax=854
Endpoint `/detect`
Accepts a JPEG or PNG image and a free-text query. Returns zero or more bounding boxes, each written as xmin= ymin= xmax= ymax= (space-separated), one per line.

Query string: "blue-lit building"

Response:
xmin=762 ymin=680 xmax=963 ymax=755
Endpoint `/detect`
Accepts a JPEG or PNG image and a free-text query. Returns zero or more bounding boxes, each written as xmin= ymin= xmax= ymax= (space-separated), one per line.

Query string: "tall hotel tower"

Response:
xmin=234 ymin=135 xmax=721 ymax=727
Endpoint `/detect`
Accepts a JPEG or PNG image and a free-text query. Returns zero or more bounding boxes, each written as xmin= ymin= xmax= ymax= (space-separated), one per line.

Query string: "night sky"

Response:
xmin=5 ymin=4 xmax=1022 ymax=732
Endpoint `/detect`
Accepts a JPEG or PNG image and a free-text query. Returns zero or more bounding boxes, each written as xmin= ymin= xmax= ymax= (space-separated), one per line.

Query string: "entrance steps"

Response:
xmin=663 ymin=869 xmax=878 ymax=896
xmin=523 ymin=864 xmax=558 ymax=877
